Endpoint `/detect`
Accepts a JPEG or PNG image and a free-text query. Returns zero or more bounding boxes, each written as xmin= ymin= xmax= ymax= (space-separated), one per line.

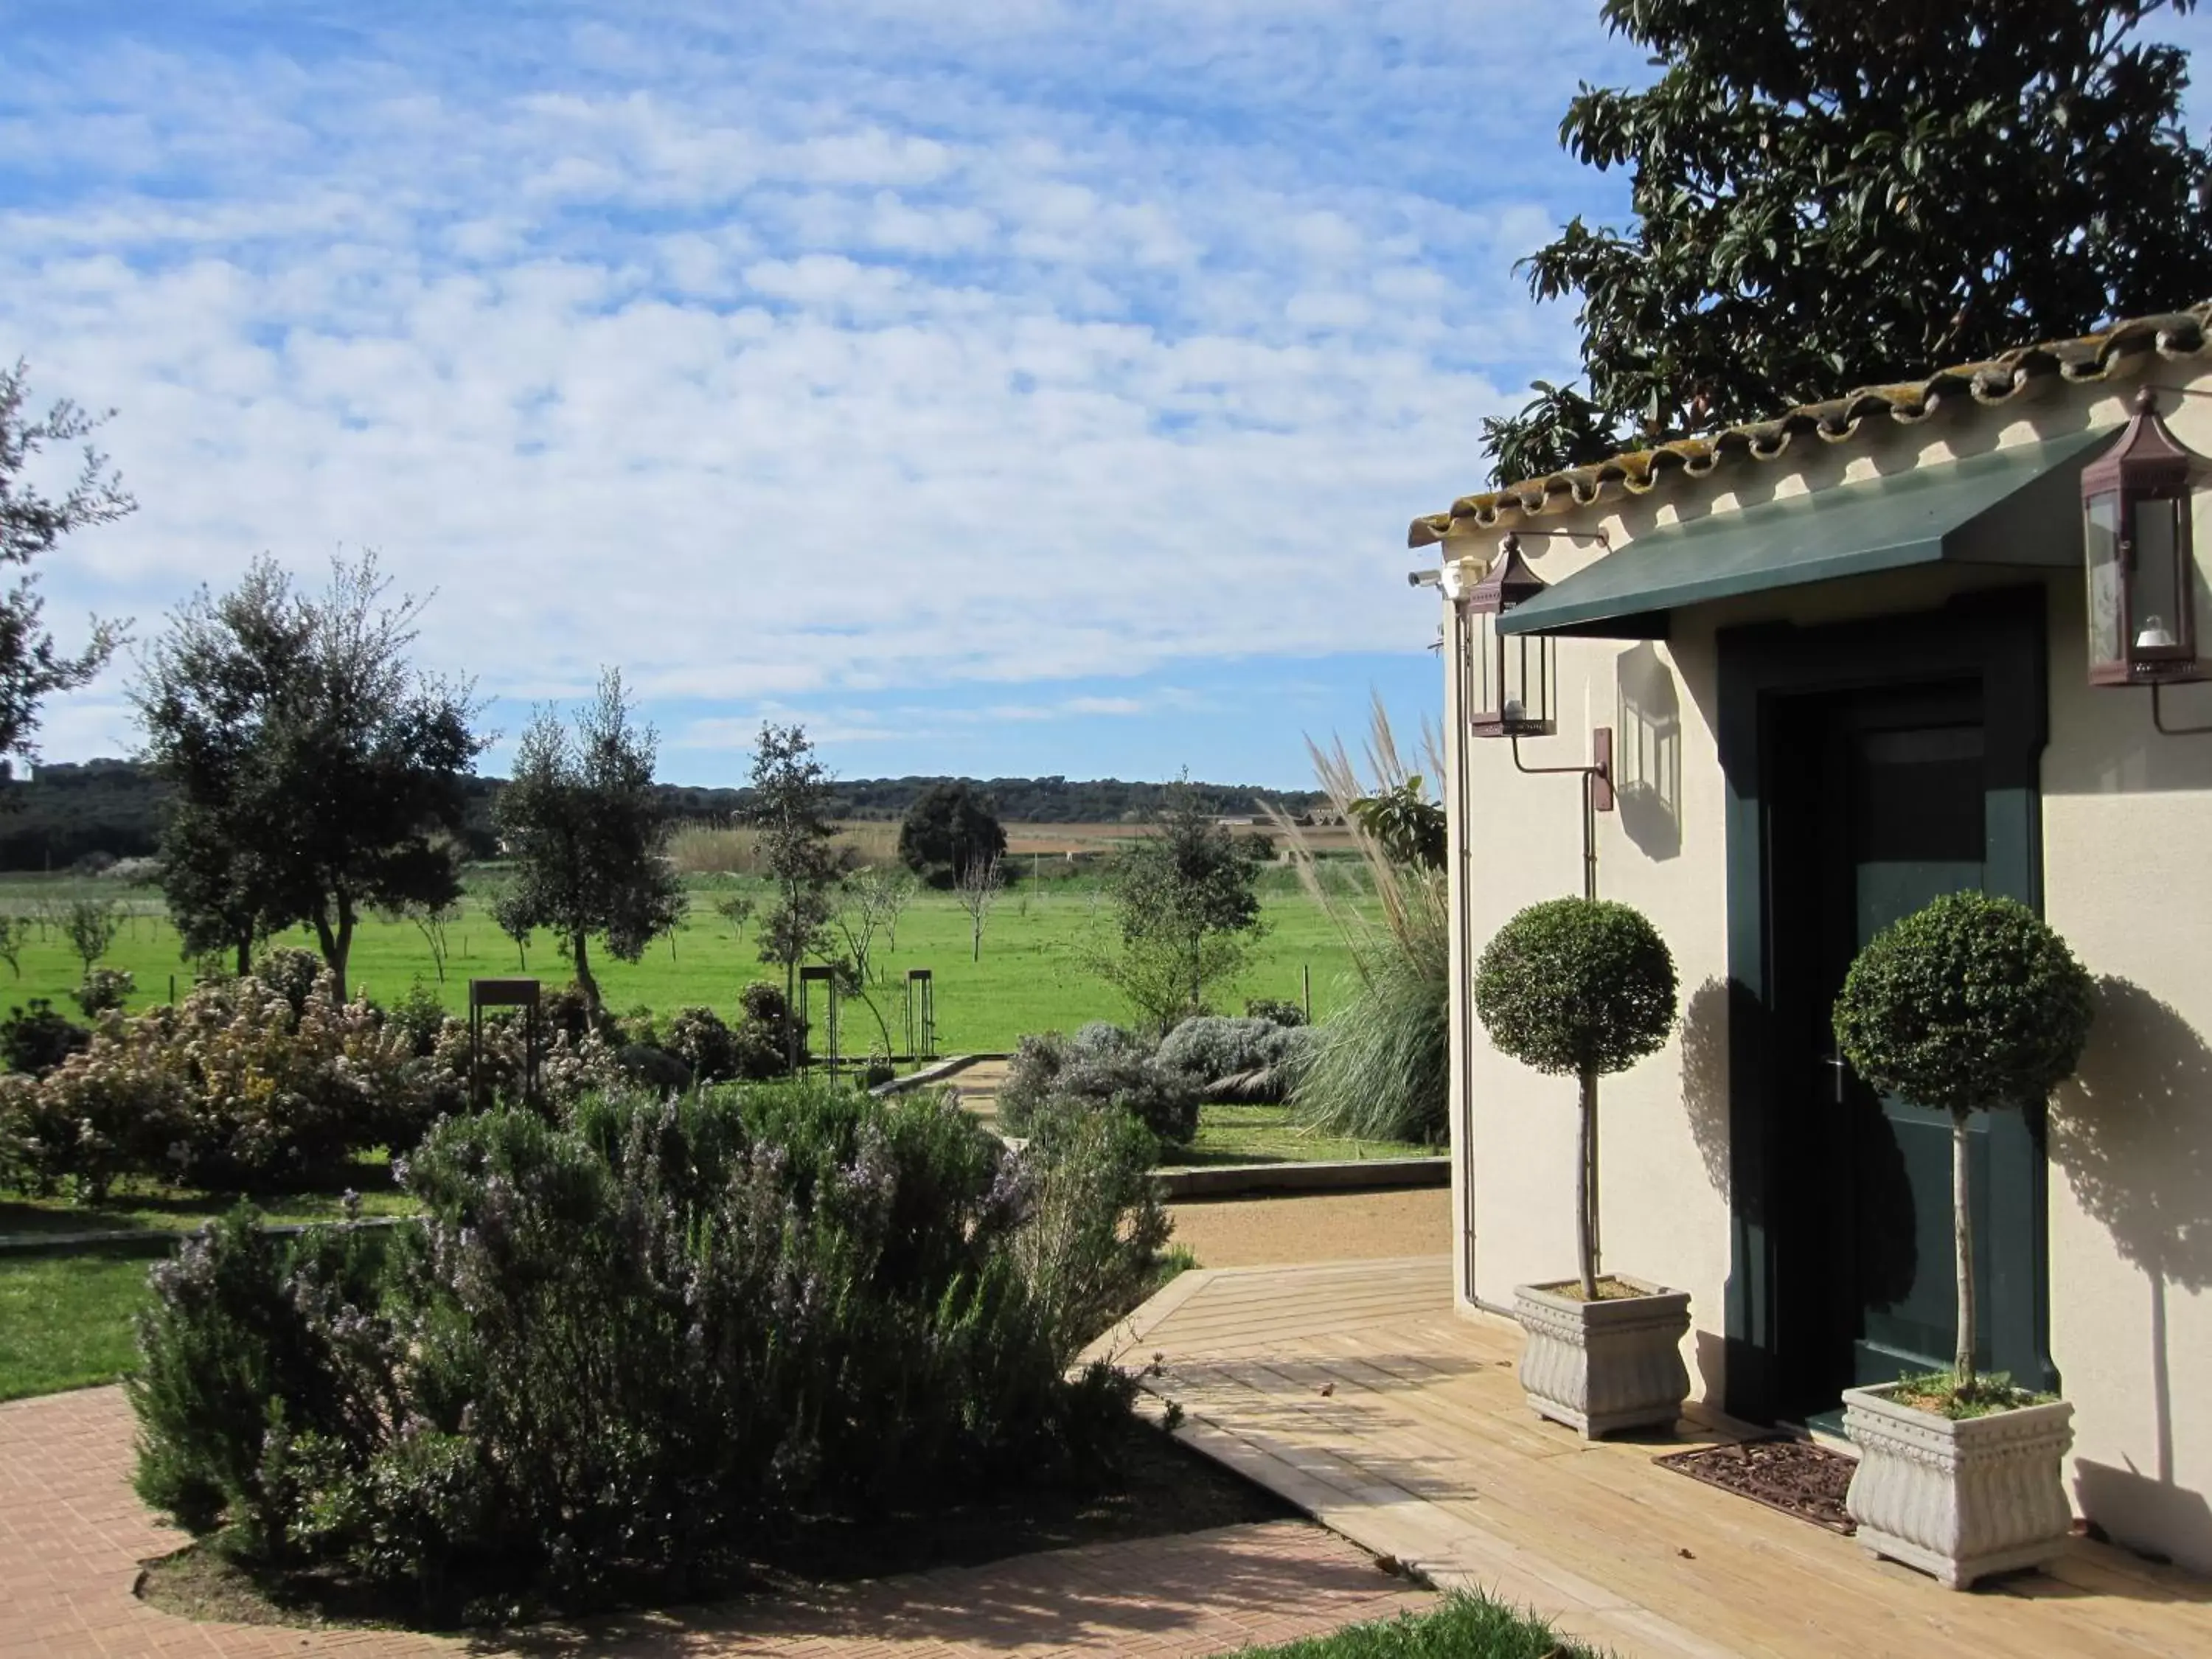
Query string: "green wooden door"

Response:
xmin=1723 ymin=590 xmax=2056 ymax=1425
xmin=1839 ymin=715 xmax=1992 ymax=1385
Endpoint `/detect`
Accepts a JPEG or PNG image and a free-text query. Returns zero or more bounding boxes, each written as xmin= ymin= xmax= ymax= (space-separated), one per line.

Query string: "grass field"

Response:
xmin=0 ymin=867 xmax=1368 ymax=1055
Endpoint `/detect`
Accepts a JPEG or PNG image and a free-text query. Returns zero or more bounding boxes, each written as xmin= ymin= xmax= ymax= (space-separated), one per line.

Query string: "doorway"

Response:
xmin=1719 ymin=590 xmax=2056 ymax=1425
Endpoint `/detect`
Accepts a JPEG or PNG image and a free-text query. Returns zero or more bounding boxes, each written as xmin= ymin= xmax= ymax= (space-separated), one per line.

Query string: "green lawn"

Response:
xmin=0 ymin=874 xmax=1363 ymax=1055
xmin=1172 ymin=1104 xmax=1434 ymax=1168
xmin=0 ymin=1249 xmax=152 ymax=1400
xmin=1237 ymin=1596 xmax=1595 ymax=1658
xmin=0 ymin=1164 xmax=414 ymax=1239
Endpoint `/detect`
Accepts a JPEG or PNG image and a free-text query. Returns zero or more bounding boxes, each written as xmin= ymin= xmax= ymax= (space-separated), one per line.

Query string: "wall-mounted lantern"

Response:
xmin=1445 ymin=534 xmax=1556 ymax=737
xmin=1427 ymin=532 xmax=1615 ymax=897
xmin=2081 ymin=390 xmax=2208 ymax=708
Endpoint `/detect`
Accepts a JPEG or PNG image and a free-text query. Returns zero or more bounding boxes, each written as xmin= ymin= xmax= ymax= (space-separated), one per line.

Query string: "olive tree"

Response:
xmin=0 ymin=361 xmax=132 ymax=771
xmin=1085 ymin=780 xmax=1267 ymax=1032
xmin=133 ymin=554 xmax=484 ymax=998
xmin=1473 ymin=898 xmax=1677 ymax=1300
xmin=1832 ymin=891 xmax=2094 ymax=1391
xmin=745 ymin=723 xmax=842 ymax=1068
xmin=492 ymin=669 xmax=687 ymax=1028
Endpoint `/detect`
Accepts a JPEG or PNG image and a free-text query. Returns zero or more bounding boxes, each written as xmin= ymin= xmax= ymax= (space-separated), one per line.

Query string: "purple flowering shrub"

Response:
xmin=130 ymin=1080 xmax=1167 ymax=1615
xmin=131 ymin=1202 xmax=400 ymax=1554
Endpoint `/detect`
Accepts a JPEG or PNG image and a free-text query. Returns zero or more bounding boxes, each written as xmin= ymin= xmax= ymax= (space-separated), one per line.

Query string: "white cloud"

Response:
xmin=1 ymin=0 xmax=1650 ymax=769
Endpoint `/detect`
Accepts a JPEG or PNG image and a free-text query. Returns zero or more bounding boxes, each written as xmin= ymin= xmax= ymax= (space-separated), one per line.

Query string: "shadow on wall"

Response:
xmin=2050 ymin=975 xmax=2212 ymax=1571
xmin=1615 ymin=641 xmax=1683 ymax=861
xmin=1680 ymin=975 xmax=1728 ymax=1197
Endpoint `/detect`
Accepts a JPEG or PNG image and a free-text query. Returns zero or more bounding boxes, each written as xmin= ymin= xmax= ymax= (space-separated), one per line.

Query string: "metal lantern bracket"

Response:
xmin=2152 ymin=682 xmax=2212 ymax=736
xmin=1511 ymin=727 xmax=1616 ymax=900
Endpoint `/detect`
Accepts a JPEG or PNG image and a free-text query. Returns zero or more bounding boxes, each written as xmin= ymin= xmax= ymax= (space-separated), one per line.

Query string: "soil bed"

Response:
xmin=1654 ymin=1438 xmax=1857 ymax=1534
xmin=136 ymin=1414 xmax=1295 ymax=1634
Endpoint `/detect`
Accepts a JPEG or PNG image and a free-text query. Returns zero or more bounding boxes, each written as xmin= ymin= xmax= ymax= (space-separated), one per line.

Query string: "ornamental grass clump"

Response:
xmin=130 ymin=1081 xmax=1166 ymax=1618
xmin=1277 ymin=699 xmax=1452 ymax=1144
xmin=1472 ymin=898 xmax=1677 ymax=1300
xmin=1831 ymin=890 xmax=2093 ymax=1396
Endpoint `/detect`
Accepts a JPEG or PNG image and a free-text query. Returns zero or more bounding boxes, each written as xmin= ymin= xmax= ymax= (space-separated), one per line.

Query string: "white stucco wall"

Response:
xmin=1434 ymin=359 xmax=2212 ymax=1571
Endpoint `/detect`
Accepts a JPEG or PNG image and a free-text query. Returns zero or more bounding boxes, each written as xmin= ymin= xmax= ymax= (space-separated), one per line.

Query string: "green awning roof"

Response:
xmin=1497 ymin=428 xmax=2114 ymax=639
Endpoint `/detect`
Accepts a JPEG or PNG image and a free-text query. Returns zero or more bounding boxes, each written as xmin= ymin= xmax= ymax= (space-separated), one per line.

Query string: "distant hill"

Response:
xmin=1 ymin=760 xmax=1329 ymax=872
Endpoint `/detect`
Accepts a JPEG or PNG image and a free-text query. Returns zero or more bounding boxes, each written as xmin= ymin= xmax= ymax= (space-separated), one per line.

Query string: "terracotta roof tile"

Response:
xmin=1408 ymin=300 xmax=2212 ymax=547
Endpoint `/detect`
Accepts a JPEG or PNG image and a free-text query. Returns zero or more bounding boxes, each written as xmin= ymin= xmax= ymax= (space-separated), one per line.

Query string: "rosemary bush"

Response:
xmin=129 ymin=1081 xmax=1164 ymax=1615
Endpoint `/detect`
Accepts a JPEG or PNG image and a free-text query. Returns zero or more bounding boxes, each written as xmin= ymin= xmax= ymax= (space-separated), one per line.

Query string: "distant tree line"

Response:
xmin=0 ymin=764 xmax=1328 ymax=871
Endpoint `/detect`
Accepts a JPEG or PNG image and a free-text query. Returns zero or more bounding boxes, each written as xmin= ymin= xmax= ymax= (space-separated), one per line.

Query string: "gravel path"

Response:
xmin=1167 ymin=1187 xmax=1451 ymax=1268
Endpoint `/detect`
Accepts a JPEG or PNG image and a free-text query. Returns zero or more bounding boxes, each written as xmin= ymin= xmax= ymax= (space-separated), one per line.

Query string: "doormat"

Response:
xmin=1654 ymin=1439 xmax=1857 ymax=1534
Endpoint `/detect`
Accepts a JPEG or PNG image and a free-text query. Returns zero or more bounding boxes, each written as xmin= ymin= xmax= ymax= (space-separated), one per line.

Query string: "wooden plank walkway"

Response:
xmin=1088 ymin=1258 xmax=2212 ymax=1659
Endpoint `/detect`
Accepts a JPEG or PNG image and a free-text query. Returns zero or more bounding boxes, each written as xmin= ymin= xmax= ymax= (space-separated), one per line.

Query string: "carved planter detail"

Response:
xmin=1512 ymin=1278 xmax=1691 ymax=1438
xmin=1842 ymin=1382 xmax=2075 ymax=1590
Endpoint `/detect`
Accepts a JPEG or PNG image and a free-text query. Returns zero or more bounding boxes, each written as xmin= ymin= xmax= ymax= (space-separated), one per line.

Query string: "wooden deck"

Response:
xmin=1090 ymin=1257 xmax=2212 ymax=1659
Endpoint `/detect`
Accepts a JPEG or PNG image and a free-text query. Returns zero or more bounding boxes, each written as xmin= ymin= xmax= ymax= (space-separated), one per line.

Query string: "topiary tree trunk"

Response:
xmin=1576 ymin=1069 xmax=1600 ymax=1300
xmin=1952 ymin=1109 xmax=1976 ymax=1388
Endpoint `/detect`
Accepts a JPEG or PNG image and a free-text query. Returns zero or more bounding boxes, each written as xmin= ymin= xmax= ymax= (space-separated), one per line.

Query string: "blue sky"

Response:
xmin=7 ymin=2 xmax=2208 ymax=790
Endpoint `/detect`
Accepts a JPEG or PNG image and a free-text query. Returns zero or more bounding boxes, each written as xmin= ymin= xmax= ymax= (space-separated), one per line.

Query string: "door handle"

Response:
xmin=1821 ymin=1053 xmax=1850 ymax=1107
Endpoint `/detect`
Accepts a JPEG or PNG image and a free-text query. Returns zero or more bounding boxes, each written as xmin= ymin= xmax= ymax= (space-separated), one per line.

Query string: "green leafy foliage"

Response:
xmin=732 ymin=981 xmax=802 ymax=1079
xmin=492 ymin=669 xmax=688 ymax=1027
xmin=746 ymin=723 xmax=843 ymax=1060
xmin=130 ymin=1083 xmax=1165 ymax=1614
xmin=62 ymin=896 xmax=122 ymax=974
xmin=1242 ymin=1592 xmax=1594 ymax=1658
xmin=1832 ymin=890 xmax=2095 ymax=1118
xmin=70 ymin=965 xmax=133 ymax=1018
xmin=131 ymin=554 xmax=484 ymax=993
xmin=0 ymin=361 xmax=131 ymax=769
xmin=897 ymin=779 xmax=1009 ymax=888
xmin=1084 ymin=780 xmax=1267 ymax=1032
xmin=1 ymin=996 xmax=89 ymax=1076
xmin=1484 ymin=0 xmax=2212 ymax=481
xmin=1472 ymin=899 xmax=1677 ymax=1080
xmin=661 ymin=1005 xmax=740 ymax=1084
xmin=1345 ymin=779 xmax=1446 ymax=872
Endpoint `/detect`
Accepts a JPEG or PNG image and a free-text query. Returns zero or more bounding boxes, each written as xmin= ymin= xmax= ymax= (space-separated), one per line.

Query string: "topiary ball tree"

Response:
xmin=1473 ymin=898 xmax=1677 ymax=1299
xmin=1832 ymin=890 xmax=2094 ymax=1392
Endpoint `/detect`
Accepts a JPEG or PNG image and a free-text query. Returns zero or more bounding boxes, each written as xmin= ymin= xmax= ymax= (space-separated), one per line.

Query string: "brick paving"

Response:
xmin=1 ymin=1386 xmax=1431 ymax=1659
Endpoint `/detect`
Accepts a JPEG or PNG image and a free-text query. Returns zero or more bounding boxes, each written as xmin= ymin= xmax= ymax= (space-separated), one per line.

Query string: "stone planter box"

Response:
xmin=1842 ymin=1382 xmax=2075 ymax=1590
xmin=1512 ymin=1278 xmax=1691 ymax=1438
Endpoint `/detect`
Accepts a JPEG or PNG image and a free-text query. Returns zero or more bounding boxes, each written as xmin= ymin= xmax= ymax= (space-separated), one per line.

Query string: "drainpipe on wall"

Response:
xmin=1453 ymin=595 xmax=1480 ymax=1305
xmin=1417 ymin=562 xmax=1483 ymax=1309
